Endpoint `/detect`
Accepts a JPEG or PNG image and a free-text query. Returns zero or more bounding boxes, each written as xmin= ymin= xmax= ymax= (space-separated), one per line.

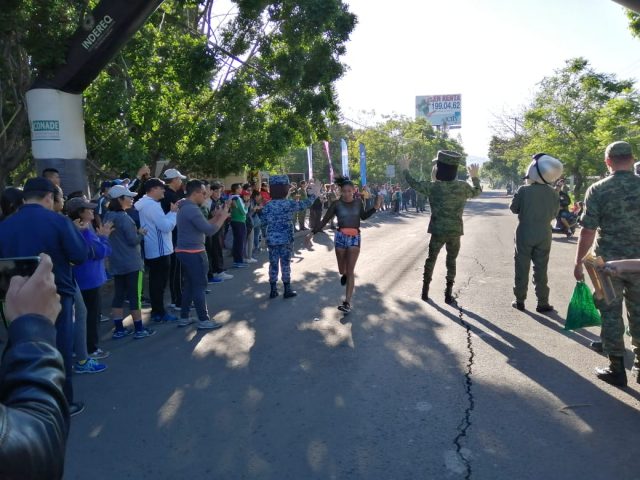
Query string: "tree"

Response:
xmin=523 ymin=58 xmax=634 ymax=195
xmin=0 ymin=0 xmax=357 ymax=189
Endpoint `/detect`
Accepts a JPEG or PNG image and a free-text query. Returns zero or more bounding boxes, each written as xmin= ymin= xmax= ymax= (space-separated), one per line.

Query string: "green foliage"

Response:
xmin=489 ymin=58 xmax=638 ymax=196
xmin=0 ymin=0 xmax=357 ymax=187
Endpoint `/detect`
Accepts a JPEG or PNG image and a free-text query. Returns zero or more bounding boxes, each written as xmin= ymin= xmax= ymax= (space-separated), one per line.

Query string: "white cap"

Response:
xmin=163 ymin=168 xmax=186 ymax=180
xmin=108 ymin=185 xmax=137 ymax=199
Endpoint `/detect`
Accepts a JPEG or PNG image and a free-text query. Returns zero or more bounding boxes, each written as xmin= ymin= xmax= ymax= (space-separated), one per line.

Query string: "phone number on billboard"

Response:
xmin=430 ymin=101 xmax=461 ymax=110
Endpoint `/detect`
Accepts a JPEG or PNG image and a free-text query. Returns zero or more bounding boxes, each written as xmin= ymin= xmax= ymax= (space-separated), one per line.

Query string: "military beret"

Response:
xmin=605 ymin=141 xmax=633 ymax=159
xmin=432 ymin=150 xmax=463 ymax=166
xmin=269 ymin=175 xmax=290 ymax=186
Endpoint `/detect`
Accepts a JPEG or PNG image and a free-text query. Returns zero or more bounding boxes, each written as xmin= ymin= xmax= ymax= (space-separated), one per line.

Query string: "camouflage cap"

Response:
xmin=432 ymin=150 xmax=463 ymax=166
xmin=269 ymin=175 xmax=290 ymax=186
xmin=605 ymin=141 xmax=633 ymax=159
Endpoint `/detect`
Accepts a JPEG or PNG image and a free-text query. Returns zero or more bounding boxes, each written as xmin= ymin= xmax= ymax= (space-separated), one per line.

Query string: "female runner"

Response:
xmin=309 ymin=177 xmax=382 ymax=314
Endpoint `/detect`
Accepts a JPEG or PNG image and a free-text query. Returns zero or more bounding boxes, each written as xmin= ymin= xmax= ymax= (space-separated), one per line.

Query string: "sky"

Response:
xmin=335 ymin=0 xmax=640 ymax=160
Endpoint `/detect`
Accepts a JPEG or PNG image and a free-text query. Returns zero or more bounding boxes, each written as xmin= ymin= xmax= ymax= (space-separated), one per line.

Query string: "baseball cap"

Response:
xmin=163 ymin=168 xmax=187 ymax=180
xmin=108 ymin=185 xmax=137 ymax=199
xmin=23 ymin=177 xmax=56 ymax=194
xmin=605 ymin=141 xmax=633 ymax=159
xmin=65 ymin=197 xmax=97 ymax=214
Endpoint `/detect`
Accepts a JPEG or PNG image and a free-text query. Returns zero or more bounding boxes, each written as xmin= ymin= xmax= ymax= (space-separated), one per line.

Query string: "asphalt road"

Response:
xmin=65 ymin=191 xmax=640 ymax=480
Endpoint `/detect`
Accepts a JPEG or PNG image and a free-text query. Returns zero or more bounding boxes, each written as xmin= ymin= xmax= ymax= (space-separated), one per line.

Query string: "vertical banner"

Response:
xmin=340 ymin=139 xmax=349 ymax=177
xmin=323 ymin=140 xmax=334 ymax=183
xmin=307 ymin=145 xmax=313 ymax=180
xmin=359 ymin=143 xmax=367 ymax=187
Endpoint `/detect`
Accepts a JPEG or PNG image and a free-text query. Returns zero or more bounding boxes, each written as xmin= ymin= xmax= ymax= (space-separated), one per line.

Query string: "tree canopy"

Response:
xmin=0 ymin=0 xmax=357 ymax=187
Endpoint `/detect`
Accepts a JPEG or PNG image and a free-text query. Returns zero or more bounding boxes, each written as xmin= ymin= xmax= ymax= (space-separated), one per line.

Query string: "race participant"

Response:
xmin=309 ymin=176 xmax=382 ymax=314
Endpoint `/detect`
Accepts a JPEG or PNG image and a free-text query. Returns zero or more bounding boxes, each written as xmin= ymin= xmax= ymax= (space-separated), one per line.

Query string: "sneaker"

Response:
xmin=151 ymin=313 xmax=178 ymax=323
xmin=178 ymin=317 xmax=195 ymax=327
xmin=233 ymin=262 xmax=249 ymax=268
xmin=134 ymin=328 xmax=156 ymax=339
xmin=74 ymin=358 xmax=108 ymax=374
xmin=89 ymin=348 xmax=110 ymax=360
xmin=100 ymin=314 xmax=110 ymax=323
xmin=208 ymin=275 xmax=223 ymax=284
xmin=337 ymin=302 xmax=351 ymax=314
xmin=197 ymin=319 xmax=223 ymax=330
xmin=218 ymin=272 xmax=234 ymax=280
xmin=244 ymin=258 xmax=258 ymax=264
xmin=69 ymin=402 xmax=85 ymax=417
xmin=112 ymin=328 xmax=134 ymax=340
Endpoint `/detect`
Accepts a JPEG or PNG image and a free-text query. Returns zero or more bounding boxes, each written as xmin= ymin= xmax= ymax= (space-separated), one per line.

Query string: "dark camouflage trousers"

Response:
xmin=268 ymin=244 xmax=292 ymax=284
xmin=423 ymin=235 xmax=461 ymax=285
xmin=594 ymin=273 xmax=640 ymax=358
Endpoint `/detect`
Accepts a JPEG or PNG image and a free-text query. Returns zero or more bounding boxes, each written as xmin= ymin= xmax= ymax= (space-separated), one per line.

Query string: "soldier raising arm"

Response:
xmin=402 ymin=151 xmax=481 ymax=304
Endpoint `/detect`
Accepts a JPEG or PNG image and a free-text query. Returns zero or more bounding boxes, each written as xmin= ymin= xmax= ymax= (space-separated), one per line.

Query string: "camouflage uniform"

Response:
xmin=510 ymin=184 xmax=559 ymax=306
xmin=295 ymin=186 xmax=309 ymax=230
xmin=404 ymin=151 xmax=482 ymax=301
xmin=581 ymin=168 xmax=640 ymax=360
xmin=261 ymin=176 xmax=314 ymax=297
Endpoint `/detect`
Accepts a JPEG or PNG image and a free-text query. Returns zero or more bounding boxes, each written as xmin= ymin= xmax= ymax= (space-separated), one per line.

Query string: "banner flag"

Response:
xmin=359 ymin=143 xmax=367 ymax=187
xmin=307 ymin=145 xmax=313 ymax=180
xmin=323 ymin=140 xmax=334 ymax=183
xmin=340 ymin=138 xmax=349 ymax=177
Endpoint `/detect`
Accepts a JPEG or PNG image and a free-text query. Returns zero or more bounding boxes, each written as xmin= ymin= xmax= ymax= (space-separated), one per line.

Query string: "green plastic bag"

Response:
xmin=564 ymin=281 xmax=602 ymax=331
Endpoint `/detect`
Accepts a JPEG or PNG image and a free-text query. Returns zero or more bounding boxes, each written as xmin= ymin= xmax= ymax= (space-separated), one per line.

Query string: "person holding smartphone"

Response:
xmin=0 ymin=177 xmax=88 ymax=416
xmin=175 ymin=180 xmax=230 ymax=330
xmin=0 ymin=253 xmax=69 ymax=479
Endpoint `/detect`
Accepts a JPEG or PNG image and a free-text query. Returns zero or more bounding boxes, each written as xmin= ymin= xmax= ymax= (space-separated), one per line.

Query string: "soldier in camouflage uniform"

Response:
xmin=404 ymin=150 xmax=482 ymax=304
xmin=261 ymin=175 xmax=318 ymax=299
xmin=574 ymin=141 xmax=640 ymax=387
xmin=509 ymin=154 xmax=562 ymax=313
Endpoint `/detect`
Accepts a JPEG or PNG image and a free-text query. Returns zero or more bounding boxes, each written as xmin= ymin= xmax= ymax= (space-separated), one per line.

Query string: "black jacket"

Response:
xmin=0 ymin=315 xmax=69 ymax=480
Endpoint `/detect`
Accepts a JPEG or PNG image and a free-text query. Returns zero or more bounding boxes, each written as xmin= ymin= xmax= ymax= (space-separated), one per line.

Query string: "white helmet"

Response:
xmin=525 ymin=153 xmax=564 ymax=185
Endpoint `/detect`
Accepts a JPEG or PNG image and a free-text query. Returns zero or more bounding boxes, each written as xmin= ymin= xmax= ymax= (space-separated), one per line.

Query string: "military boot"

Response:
xmin=269 ymin=282 xmax=279 ymax=299
xmin=421 ymin=281 xmax=430 ymax=303
xmin=595 ymin=355 xmax=627 ymax=387
xmin=444 ymin=281 xmax=455 ymax=305
xmin=283 ymin=282 xmax=297 ymax=299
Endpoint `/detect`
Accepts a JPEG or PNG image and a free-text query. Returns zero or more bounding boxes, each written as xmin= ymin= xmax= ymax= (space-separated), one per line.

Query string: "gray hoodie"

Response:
xmin=176 ymin=199 xmax=220 ymax=251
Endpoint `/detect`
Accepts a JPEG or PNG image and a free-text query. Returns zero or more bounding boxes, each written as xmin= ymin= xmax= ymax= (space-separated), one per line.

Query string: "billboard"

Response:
xmin=415 ymin=94 xmax=461 ymax=127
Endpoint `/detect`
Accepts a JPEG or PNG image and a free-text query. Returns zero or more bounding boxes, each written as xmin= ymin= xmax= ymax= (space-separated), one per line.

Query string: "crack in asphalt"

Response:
xmin=452 ymin=299 xmax=475 ymax=480
xmin=450 ymin=255 xmax=485 ymax=480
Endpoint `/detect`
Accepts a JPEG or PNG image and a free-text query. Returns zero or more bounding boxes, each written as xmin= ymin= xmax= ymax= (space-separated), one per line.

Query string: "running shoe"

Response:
xmin=74 ymin=358 xmax=108 ymax=374
xmin=89 ymin=348 xmax=111 ymax=360
xmin=178 ymin=317 xmax=195 ymax=327
xmin=100 ymin=314 xmax=110 ymax=323
xmin=233 ymin=262 xmax=249 ymax=268
xmin=337 ymin=302 xmax=351 ymax=314
xmin=219 ymin=272 xmax=234 ymax=280
xmin=197 ymin=319 xmax=223 ymax=330
xmin=244 ymin=258 xmax=258 ymax=264
xmin=134 ymin=328 xmax=156 ymax=339
xmin=151 ymin=313 xmax=178 ymax=323
xmin=70 ymin=402 xmax=85 ymax=417
xmin=112 ymin=328 xmax=134 ymax=340
xmin=208 ymin=275 xmax=223 ymax=284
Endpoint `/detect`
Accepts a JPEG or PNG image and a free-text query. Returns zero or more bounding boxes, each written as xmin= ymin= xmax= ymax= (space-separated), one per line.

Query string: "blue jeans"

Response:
xmin=231 ymin=221 xmax=246 ymax=263
xmin=56 ymin=294 xmax=75 ymax=403
xmin=177 ymin=251 xmax=209 ymax=322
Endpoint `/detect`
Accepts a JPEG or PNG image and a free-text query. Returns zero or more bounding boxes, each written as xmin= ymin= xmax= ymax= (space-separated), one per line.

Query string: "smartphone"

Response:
xmin=0 ymin=257 xmax=41 ymax=301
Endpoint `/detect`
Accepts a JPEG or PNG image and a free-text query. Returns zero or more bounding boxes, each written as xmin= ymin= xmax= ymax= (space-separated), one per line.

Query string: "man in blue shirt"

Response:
xmin=0 ymin=177 xmax=88 ymax=415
